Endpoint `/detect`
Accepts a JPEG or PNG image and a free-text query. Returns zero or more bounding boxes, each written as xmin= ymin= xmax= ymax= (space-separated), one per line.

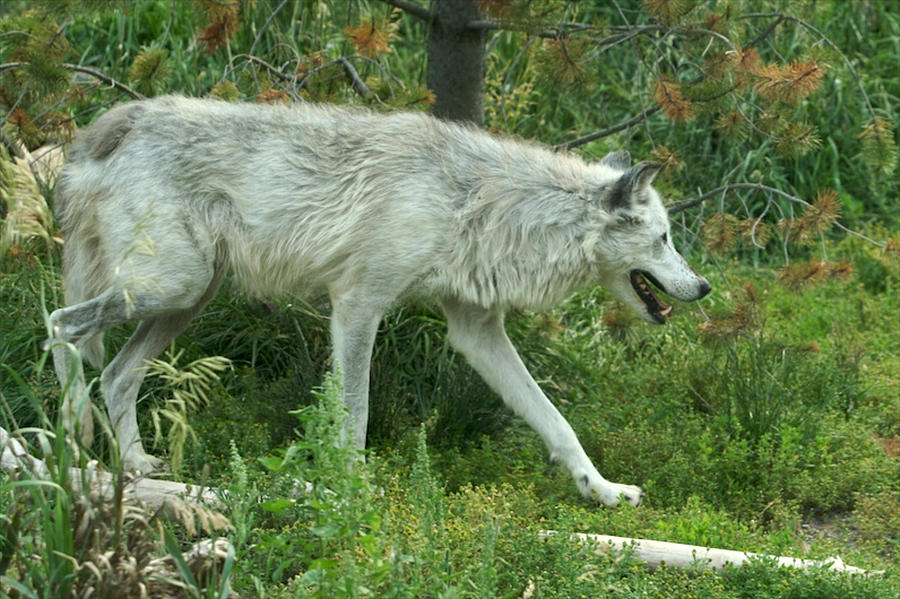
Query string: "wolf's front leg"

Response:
xmin=329 ymin=288 xmax=388 ymax=452
xmin=441 ymin=299 xmax=642 ymax=507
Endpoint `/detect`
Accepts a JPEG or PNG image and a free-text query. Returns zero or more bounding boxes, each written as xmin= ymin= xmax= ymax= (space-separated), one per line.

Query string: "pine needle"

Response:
xmin=698 ymin=282 xmax=762 ymax=343
xmin=777 ymin=260 xmax=852 ymax=289
xmin=643 ymin=0 xmax=692 ymax=25
xmin=654 ymin=75 xmax=695 ymax=122
xmin=129 ymin=47 xmax=171 ymax=96
xmin=753 ymin=59 xmax=824 ymax=104
xmin=344 ymin=17 xmax=395 ymax=58
xmin=859 ymin=116 xmax=898 ymax=177
xmin=701 ymin=212 xmax=740 ymax=255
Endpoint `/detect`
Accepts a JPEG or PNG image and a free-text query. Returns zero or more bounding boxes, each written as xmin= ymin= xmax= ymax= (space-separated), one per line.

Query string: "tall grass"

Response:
xmin=0 ymin=387 xmax=233 ymax=597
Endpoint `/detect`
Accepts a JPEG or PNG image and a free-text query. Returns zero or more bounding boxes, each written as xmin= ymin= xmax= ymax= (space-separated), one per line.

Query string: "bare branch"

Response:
xmin=1 ymin=426 xmax=222 ymax=509
xmin=249 ymin=0 xmax=291 ymax=58
xmin=466 ymin=19 xmax=598 ymax=39
xmin=742 ymin=12 xmax=786 ymax=50
xmin=555 ymin=105 xmax=660 ymax=150
xmin=237 ymin=54 xmax=298 ymax=83
xmin=540 ymin=530 xmax=882 ymax=575
xmin=65 ymin=64 xmax=144 ymax=99
xmin=340 ymin=57 xmax=372 ymax=98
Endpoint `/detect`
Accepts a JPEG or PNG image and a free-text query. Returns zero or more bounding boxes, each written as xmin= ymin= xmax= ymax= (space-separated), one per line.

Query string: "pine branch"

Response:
xmin=741 ymin=12 xmax=880 ymax=141
xmin=0 ymin=61 xmax=144 ymax=100
xmin=668 ymin=183 xmax=885 ymax=248
xmin=655 ymin=75 xmax=695 ymax=122
xmin=345 ymin=16 xmax=396 ymax=58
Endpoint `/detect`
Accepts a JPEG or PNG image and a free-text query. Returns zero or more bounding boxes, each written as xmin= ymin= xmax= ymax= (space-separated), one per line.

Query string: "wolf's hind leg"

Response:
xmin=49 ymin=289 xmax=145 ymax=450
xmin=49 ymin=289 xmax=142 ymax=345
xmin=101 ymin=312 xmax=205 ymax=472
xmin=99 ymin=273 xmax=223 ymax=473
xmin=441 ymin=298 xmax=643 ymax=507
xmin=50 ymin=265 xmax=221 ymax=472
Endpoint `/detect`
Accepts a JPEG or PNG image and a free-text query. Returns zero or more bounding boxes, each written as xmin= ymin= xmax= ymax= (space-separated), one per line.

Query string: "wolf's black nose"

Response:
xmin=697 ymin=279 xmax=712 ymax=299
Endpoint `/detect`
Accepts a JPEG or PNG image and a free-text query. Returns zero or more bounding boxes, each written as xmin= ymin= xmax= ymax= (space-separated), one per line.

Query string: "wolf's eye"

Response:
xmin=661 ymin=232 xmax=668 ymax=244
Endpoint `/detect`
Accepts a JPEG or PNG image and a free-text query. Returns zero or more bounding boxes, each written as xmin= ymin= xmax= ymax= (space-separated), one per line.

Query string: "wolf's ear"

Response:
xmin=603 ymin=161 xmax=663 ymax=212
xmin=628 ymin=161 xmax=663 ymax=190
xmin=599 ymin=150 xmax=631 ymax=170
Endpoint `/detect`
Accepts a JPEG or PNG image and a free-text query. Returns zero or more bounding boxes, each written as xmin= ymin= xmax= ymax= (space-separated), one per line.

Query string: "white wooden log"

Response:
xmin=18 ymin=143 xmax=65 ymax=188
xmin=0 ymin=427 xmax=221 ymax=509
xmin=147 ymin=537 xmax=234 ymax=578
xmin=538 ymin=530 xmax=882 ymax=576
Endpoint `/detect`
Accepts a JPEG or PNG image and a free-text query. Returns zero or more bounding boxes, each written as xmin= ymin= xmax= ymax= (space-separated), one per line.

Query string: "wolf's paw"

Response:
xmin=578 ymin=475 xmax=644 ymax=507
xmin=122 ymin=447 xmax=164 ymax=475
xmin=42 ymin=313 xmax=65 ymax=351
xmin=48 ymin=309 xmax=68 ymax=338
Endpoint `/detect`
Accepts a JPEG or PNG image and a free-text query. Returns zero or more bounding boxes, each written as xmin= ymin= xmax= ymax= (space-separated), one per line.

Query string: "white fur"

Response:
xmin=50 ymin=96 xmax=709 ymax=506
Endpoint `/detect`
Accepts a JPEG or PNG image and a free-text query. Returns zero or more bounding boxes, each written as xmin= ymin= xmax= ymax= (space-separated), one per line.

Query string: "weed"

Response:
xmin=145 ymin=348 xmax=232 ymax=478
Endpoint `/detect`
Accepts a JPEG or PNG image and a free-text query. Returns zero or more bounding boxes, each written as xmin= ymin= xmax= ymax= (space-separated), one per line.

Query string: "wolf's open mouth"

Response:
xmin=630 ymin=270 xmax=672 ymax=324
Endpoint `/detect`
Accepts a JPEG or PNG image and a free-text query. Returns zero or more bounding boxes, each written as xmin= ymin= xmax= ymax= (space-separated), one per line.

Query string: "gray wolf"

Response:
xmin=49 ymin=96 xmax=710 ymax=506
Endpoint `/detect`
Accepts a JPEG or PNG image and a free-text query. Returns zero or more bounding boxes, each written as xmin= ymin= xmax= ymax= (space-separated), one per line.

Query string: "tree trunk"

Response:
xmin=426 ymin=0 xmax=485 ymax=125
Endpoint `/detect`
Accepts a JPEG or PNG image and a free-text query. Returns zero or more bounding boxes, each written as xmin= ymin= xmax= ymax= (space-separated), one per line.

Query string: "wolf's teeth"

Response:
xmin=660 ymin=306 xmax=673 ymax=317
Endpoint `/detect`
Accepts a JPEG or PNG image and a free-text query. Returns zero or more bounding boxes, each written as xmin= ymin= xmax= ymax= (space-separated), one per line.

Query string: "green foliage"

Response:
xmin=128 ymin=46 xmax=171 ymax=96
xmin=144 ymin=348 xmax=232 ymax=478
xmin=853 ymin=490 xmax=900 ymax=557
xmin=368 ymin=305 xmax=511 ymax=446
xmin=245 ymin=373 xmax=390 ymax=596
xmin=686 ymin=338 xmax=850 ymax=444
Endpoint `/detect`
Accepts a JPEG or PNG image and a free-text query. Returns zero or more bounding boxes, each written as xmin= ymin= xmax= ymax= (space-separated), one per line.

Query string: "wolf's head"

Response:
xmin=592 ymin=150 xmax=710 ymax=325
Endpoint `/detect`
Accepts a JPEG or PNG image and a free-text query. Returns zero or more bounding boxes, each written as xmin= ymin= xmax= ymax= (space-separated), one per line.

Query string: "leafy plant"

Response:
xmin=145 ymin=348 xmax=232 ymax=478
xmin=251 ymin=373 xmax=389 ymax=595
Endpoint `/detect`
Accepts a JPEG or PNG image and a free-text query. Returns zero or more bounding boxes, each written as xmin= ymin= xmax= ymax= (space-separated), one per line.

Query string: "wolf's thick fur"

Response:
xmin=50 ymin=96 xmax=710 ymax=506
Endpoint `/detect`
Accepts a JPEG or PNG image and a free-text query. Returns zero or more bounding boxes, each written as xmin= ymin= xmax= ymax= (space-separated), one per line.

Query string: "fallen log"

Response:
xmin=0 ymin=426 xmax=221 ymax=510
xmin=147 ymin=537 xmax=234 ymax=581
xmin=538 ymin=530 xmax=882 ymax=576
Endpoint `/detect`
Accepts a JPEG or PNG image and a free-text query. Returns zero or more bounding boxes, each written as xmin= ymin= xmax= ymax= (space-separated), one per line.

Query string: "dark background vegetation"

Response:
xmin=1 ymin=1 xmax=899 ymax=597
